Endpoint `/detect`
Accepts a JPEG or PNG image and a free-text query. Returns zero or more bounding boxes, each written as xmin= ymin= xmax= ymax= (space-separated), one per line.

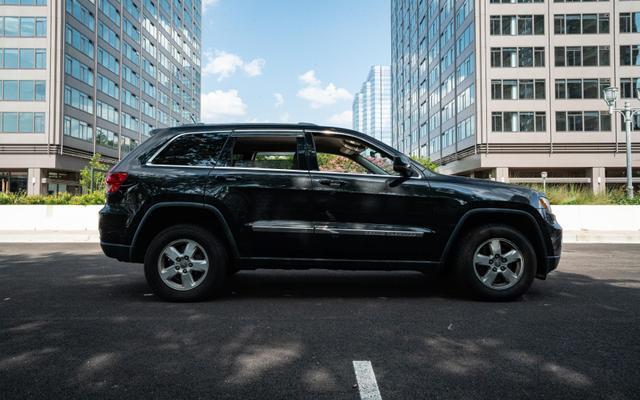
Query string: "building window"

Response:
xmin=620 ymin=78 xmax=640 ymax=99
xmin=96 ymin=127 xmax=119 ymax=150
xmin=0 ymin=80 xmax=45 ymax=101
xmin=491 ymin=47 xmax=544 ymax=67
xmin=63 ymin=115 xmax=92 ymax=141
xmin=491 ymin=79 xmax=545 ymax=100
xmin=65 ymin=24 xmax=94 ymax=59
xmin=555 ymin=78 xmax=610 ymax=99
xmin=98 ymin=0 xmax=120 ymax=27
xmin=0 ymin=16 xmax=46 ymax=37
xmin=0 ymin=112 xmax=44 ymax=133
xmin=0 ymin=48 xmax=46 ymax=69
xmin=555 ymin=111 xmax=611 ymax=132
xmin=555 ymin=46 xmax=609 ymax=67
xmin=554 ymin=14 xmax=609 ymax=34
xmin=620 ymin=12 xmax=640 ymax=33
xmin=96 ymin=101 xmax=119 ymax=124
xmin=490 ymin=0 xmax=543 ymax=3
xmin=64 ymin=85 xmax=93 ymax=113
xmin=490 ymin=15 xmax=544 ymax=35
xmin=66 ymin=0 xmax=94 ymax=32
xmin=620 ymin=46 xmax=640 ymax=66
xmin=491 ymin=111 xmax=546 ymax=132
xmin=64 ymin=55 xmax=94 ymax=86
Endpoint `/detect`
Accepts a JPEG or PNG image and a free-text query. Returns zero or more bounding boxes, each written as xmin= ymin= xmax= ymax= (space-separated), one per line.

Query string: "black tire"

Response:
xmin=144 ymin=224 xmax=228 ymax=302
xmin=453 ymin=224 xmax=536 ymax=301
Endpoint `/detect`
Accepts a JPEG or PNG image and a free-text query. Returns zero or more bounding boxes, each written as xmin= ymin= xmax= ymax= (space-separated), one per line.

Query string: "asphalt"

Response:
xmin=0 ymin=243 xmax=638 ymax=400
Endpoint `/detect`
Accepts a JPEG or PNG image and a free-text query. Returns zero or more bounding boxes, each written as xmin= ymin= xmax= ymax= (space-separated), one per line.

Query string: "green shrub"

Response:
xmin=412 ymin=157 xmax=438 ymax=172
xmin=0 ymin=191 xmax=105 ymax=205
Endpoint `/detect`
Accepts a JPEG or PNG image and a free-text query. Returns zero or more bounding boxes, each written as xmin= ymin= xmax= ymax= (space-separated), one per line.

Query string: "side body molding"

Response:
xmin=130 ymin=201 xmax=239 ymax=259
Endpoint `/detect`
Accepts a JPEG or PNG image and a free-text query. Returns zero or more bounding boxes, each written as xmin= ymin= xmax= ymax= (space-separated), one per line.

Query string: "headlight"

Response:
xmin=538 ymin=196 xmax=552 ymax=214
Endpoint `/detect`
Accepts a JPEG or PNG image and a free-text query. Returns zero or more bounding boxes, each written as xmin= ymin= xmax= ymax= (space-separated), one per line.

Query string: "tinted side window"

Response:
xmin=151 ymin=133 xmax=227 ymax=166
xmin=218 ymin=135 xmax=305 ymax=170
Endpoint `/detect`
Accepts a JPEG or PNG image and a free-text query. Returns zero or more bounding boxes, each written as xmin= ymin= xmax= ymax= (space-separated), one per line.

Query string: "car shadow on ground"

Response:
xmin=1 ymin=247 xmax=639 ymax=399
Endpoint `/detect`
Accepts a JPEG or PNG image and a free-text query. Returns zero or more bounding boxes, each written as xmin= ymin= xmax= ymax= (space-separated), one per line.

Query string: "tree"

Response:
xmin=80 ymin=153 xmax=108 ymax=192
xmin=412 ymin=157 xmax=438 ymax=172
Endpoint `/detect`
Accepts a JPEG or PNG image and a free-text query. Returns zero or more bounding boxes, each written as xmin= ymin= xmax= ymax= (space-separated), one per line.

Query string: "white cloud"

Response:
xmin=298 ymin=70 xmax=321 ymax=86
xmin=298 ymin=84 xmax=352 ymax=109
xmin=202 ymin=0 xmax=220 ymax=12
xmin=280 ymin=112 xmax=291 ymax=122
xmin=273 ymin=93 xmax=284 ymax=108
xmin=202 ymin=50 xmax=266 ymax=81
xmin=201 ymin=90 xmax=247 ymax=122
xmin=328 ymin=110 xmax=353 ymax=128
xmin=297 ymin=70 xmax=352 ymax=109
xmin=244 ymin=58 xmax=266 ymax=77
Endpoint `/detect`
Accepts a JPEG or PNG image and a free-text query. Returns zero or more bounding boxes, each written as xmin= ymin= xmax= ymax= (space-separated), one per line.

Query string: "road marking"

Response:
xmin=353 ymin=360 xmax=382 ymax=400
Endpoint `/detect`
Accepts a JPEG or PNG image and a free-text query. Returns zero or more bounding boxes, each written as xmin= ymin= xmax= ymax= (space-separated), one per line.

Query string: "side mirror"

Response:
xmin=393 ymin=155 xmax=413 ymax=177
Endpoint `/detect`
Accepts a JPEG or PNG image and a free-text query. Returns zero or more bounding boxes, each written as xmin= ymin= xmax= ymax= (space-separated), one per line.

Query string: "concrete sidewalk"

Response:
xmin=0 ymin=231 xmax=100 ymax=243
xmin=1 ymin=229 xmax=638 ymax=244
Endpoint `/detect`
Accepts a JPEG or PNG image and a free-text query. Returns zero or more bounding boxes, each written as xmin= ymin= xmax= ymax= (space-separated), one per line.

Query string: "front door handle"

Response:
xmin=215 ymin=175 xmax=242 ymax=182
xmin=319 ymin=179 xmax=346 ymax=188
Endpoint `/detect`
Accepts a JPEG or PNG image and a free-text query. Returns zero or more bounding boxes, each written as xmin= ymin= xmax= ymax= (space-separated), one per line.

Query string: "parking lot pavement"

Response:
xmin=0 ymin=244 xmax=638 ymax=400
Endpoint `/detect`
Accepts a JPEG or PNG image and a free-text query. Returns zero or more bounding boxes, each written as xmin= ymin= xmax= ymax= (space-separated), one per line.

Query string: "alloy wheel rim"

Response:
xmin=157 ymin=239 xmax=210 ymax=291
xmin=473 ymin=238 xmax=524 ymax=291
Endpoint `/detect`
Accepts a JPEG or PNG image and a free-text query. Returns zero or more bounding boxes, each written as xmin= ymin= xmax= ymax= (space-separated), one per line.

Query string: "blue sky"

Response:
xmin=200 ymin=0 xmax=390 ymax=128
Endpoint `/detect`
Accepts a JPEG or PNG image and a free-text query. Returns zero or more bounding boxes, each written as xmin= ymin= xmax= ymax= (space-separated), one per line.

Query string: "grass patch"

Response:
xmin=527 ymin=184 xmax=640 ymax=205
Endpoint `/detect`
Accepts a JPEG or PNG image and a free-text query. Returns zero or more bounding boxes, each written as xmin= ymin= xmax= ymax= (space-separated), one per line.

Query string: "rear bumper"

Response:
xmin=100 ymin=242 xmax=131 ymax=262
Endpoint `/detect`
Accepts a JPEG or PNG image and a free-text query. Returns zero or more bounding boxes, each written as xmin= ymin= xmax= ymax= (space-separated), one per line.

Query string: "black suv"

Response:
xmin=99 ymin=123 xmax=562 ymax=301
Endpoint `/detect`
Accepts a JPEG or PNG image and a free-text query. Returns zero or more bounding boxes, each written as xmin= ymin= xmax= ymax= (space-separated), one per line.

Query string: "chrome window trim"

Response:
xmin=145 ymin=130 xmax=232 ymax=167
xmin=214 ymin=166 xmax=309 ymax=174
xmin=308 ymin=170 xmax=424 ymax=180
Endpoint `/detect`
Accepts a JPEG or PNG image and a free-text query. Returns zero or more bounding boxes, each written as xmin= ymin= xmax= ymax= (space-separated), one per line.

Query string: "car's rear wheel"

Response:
xmin=453 ymin=225 xmax=536 ymax=301
xmin=144 ymin=224 xmax=228 ymax=302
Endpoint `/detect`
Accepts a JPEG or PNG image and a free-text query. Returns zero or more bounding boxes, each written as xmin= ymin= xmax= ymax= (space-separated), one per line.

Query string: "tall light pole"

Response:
xmin=602 ymin=87 xmax=640 ymax=199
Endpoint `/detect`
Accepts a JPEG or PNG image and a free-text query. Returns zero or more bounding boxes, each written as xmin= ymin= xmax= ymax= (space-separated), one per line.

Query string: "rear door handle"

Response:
xmin=319 ymin=179 xmax=346 ymax=188
xmin=215 ymin=175 xmax=242 ymax=182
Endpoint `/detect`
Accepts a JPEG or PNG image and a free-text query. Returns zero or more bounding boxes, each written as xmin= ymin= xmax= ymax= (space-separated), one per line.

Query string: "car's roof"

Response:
xmin=152 ymin=122 xmax=364 ymax=136
xmin=150 ymin=122 xmax=388 ymax=149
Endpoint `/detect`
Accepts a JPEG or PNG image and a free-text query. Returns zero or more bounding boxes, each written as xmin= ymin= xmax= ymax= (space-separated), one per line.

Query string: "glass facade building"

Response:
xmin=0 ymin=0 xmax=201 ymax=194
xmin=391 ymin=0 xmax=640 ymax=192
xmin=353 ymin=65 xmax=392 ymax=145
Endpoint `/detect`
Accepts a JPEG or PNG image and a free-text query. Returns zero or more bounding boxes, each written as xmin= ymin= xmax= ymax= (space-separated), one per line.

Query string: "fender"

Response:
xmin=129 ymin=201 xmax=239 ymax=259
xmin=440 ymin=207 xmax=549 ymax=264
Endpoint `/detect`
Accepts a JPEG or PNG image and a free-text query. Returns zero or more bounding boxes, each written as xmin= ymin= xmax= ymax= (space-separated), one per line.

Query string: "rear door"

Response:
xmin=205 ymin=130 xmax=314 ymax=259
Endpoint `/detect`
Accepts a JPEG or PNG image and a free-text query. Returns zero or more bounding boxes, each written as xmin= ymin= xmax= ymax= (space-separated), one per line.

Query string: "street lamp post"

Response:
xmin=602 ymin=87 xmax=640 ymax=199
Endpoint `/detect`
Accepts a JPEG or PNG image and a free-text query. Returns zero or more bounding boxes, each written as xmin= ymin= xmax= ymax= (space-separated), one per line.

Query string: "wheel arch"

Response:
xmin=440 ymin=208 xmax=549 ymax=277
xmin=130 ymin=202 xmax=239 ymax=263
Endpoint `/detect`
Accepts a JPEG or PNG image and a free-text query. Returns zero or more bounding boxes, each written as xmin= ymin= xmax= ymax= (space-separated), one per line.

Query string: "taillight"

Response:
xmin=106 ymin=171 xmax=128 ymax=193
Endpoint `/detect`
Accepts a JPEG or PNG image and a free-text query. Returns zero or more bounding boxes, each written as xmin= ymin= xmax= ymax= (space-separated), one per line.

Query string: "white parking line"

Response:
xmin=353 ymin=360 xmax=382 ymax=400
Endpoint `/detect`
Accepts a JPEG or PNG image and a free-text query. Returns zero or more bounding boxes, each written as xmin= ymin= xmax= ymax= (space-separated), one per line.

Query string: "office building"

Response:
xmin=0 ymin=0 xmax=201 ymax=194
xmin=353 ymin=65 xmax=392 ymax=145
xmin=391 ymin=0 xmax=640 ymax=192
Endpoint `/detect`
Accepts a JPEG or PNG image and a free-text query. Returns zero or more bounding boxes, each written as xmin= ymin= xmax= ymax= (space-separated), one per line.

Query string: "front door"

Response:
xmin=206 ymin=130 xmax=314 ymax=259
xmin=308 ymin=132 xmax=437 ymax=262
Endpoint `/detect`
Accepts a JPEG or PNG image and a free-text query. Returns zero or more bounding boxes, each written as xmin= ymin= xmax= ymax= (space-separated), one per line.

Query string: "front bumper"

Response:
xmin=538 ymin=213 xmax=562 ymax=278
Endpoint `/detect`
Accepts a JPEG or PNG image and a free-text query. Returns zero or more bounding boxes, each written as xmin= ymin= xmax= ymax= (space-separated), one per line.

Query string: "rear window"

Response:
xmin=150 ymin=132 xmax=227 ymax=166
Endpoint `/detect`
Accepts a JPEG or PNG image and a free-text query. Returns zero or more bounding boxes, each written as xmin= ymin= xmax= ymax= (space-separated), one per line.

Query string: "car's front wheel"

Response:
xmin=453 ymin=225 xmax=536 ymax=301
xmin=144 ymin=224 xmax=228 ymax=302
